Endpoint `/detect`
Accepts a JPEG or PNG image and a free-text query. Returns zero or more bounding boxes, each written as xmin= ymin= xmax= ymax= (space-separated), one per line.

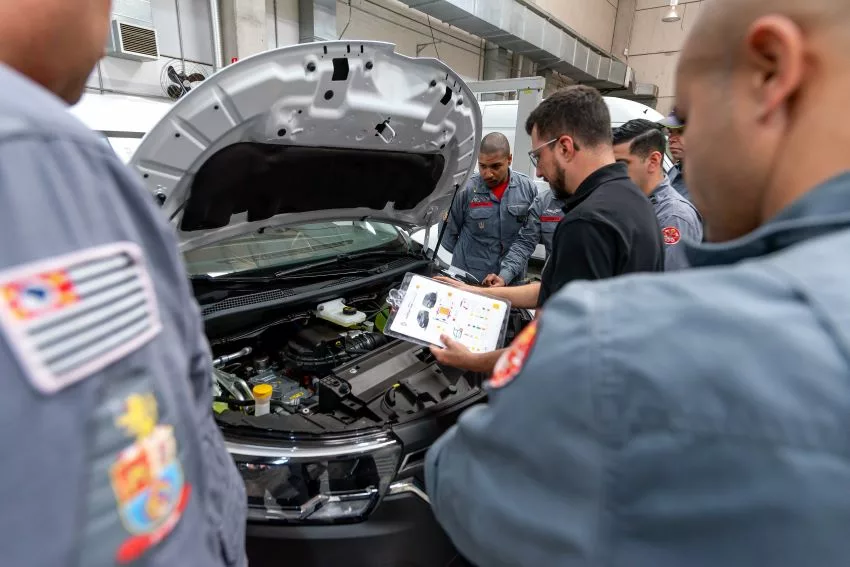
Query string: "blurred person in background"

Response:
xmin=658 ymin=109 xmax=690 ymax=201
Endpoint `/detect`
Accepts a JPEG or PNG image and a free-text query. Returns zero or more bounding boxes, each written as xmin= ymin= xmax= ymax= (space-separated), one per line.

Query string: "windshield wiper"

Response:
xmin=192 ymin=249 xmax=418 ymax=285
xmin=191 ymin=268 xmax=375 ymax=285
xmin=272 ymin=249 xmax=416 ymax=278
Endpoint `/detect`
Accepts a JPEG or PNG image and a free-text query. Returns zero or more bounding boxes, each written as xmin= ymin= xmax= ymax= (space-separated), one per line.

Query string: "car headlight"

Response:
xmin=226 ymin=433 xmax=402 ymax=524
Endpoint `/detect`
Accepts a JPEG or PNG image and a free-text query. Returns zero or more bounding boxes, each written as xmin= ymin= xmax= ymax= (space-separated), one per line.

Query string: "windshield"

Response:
xmin=183 ymin=221 xmax=407 ymax=277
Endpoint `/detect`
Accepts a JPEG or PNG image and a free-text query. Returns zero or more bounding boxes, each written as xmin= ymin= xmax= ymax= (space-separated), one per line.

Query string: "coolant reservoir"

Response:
xmin=316 ymin=298 xmax=367 ymax=327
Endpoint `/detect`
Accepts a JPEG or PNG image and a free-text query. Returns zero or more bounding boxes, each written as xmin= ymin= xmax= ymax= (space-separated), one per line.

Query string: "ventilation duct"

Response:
xmin=300 ymin=0 xmax=338 ymax=43
xmin=398 ymin=0 xmax=636 ymax=91
xmin=106 ymin=0 xmax=160 ymax=62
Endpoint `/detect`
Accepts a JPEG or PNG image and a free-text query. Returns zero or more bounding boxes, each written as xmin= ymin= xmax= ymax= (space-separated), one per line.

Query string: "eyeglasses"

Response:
xmin=528 ymin=138 xmax=559 ymax=167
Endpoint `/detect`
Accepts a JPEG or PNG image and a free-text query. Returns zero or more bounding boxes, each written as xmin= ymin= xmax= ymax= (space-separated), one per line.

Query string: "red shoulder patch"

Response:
xmin=488 ymin=320 xmax=538 ymax=389
xmin=662 ymin=226 xmax=681 ymax=245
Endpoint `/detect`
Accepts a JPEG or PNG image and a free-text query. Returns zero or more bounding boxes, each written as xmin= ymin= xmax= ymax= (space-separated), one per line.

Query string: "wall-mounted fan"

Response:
xmin=160 ymin=59 xmax=208 ymax=101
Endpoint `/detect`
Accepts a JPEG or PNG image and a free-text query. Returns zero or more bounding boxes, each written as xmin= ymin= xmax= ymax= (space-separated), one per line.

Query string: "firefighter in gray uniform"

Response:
xmin=658 ymin=111 xmax=691 ymax=201
xmin=427 ymin=1 xmax=850 ymax=565
xmin=483 ymin=186 xmax=565 ymax=287
xmin=613 ymin=120 xmax=702 ymax=269
xmin=0 ymin=1 xmax=247 ymax=565
xmin=442 ymin=133 xmax=538 ymax=283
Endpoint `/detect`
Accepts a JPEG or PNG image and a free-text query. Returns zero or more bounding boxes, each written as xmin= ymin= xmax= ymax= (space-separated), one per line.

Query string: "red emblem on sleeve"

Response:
xmin=488 ymin=320 xmax=538 ymax=389
xmin=662 ymin=226 xmax=681 ymax=245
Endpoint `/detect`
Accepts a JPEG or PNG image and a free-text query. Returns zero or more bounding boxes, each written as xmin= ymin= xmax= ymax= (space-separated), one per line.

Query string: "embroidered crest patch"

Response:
xmin=110 ymin=393 xmax=191 ymax=563
xmin=662 ymin=226 xmax=681 ymax=245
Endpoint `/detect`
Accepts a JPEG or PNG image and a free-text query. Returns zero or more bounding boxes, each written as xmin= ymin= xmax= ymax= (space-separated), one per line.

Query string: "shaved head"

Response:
xmin=675 ymin=0 xmax=850 ymax=241
xmin=684 ymin=0 xmax=850 ymax=75
xmin=480 ymin=132 xmax=511 ymax=157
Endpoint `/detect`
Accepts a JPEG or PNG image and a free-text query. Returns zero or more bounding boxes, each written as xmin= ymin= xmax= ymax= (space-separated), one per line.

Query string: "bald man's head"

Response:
xmin=674 ymin=0 xmax=850 ymax=242
xmin=684 ymin=0 xmax=850 ymax=77
xmin=0 ymin=0 xmax=112 ymax=103
xmin=478 ymin=132 xmax=513 ymax=188
xmin=480 ymin=133 xmax=511 ymax=158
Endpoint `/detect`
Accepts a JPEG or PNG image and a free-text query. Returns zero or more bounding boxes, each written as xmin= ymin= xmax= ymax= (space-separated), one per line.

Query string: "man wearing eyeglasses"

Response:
xmin=432 ymin=85 xmax=664 ymax=372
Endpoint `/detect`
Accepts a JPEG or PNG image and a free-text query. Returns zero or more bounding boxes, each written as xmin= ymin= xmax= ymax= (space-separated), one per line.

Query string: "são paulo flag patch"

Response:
xmin=0 ymin=243 xmax=162 ymax=394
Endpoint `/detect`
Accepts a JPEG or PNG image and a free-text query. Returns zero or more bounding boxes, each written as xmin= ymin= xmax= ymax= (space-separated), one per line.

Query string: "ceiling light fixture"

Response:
xmin=662 ymin=0 xmax=681 ymax=23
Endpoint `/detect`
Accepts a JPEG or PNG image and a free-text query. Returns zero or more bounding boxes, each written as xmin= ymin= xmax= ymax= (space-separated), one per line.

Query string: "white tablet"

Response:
xmin=383 ymin=273 xmax=511 ymax=353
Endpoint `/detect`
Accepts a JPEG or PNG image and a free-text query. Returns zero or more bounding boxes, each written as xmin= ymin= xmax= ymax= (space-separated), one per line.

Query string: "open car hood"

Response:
xmin=129 ymin=42 xmax=482 ymax=252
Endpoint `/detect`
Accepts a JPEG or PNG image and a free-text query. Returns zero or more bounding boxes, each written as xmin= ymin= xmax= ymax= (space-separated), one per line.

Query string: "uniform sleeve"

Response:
xmin=662 ymin=214 xmax=703 ymax=271
xmin=0 ymin=136 xmax=247 ymax=566
xmin=499 ymin=193 xmax=542 ymax=284
xmin=440 ymin=185 xmax=467 ymax=253
xmin=425 ymin=283 xmax=611 ymax=567
xmin=184 ymin=290 xmax=249 ymax=566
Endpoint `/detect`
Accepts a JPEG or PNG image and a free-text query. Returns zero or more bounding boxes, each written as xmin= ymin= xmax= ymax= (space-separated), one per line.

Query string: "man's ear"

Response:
xmin=557 ymin=135 xmax=578 ymax=160
xmin=507 ymin=153 xmax=513 ymax=167
xmin=744 ymin=15 xmax=805 ymax=123
xmin=650 ymin=150 xmax=664 ymax=172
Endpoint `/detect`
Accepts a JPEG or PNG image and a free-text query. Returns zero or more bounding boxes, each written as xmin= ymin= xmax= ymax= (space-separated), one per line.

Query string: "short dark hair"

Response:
xmin=480 ymin=132 xmax=511 ymax=157
xmin=524 ymin=85 xmax=612 ymax=148
xmin=612 ymin=119 xmax=667 ymax=160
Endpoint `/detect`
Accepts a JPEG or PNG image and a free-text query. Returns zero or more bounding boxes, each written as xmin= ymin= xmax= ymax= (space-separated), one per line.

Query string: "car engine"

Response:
xmin=212 ymin=318 xmax=392 ymax=413
xmin=210 ymin=283 xmax=530 ymax=433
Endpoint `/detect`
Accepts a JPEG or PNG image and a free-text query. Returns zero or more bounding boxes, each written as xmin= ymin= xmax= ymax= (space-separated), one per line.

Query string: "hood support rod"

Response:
xmin=431 ymin=184 xmax=461 ymax=263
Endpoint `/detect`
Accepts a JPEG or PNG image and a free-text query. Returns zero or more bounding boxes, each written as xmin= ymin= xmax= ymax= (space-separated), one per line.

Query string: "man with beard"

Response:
xmin=426 ymin=0 xmax=850 ymax=565
xmin=432 ymin=85 xmax=663 ymax=372
xmin=441 ymin=132 xmax=538 ymax=284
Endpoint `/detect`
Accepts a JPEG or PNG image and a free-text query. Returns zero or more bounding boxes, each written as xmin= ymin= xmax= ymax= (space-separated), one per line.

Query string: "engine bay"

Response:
xmin=210 ymin=287 xmax=511 ymax=433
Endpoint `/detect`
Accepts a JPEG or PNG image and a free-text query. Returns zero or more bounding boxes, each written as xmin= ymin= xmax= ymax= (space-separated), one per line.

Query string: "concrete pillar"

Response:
xmin=298 ymin=0 xmax=336 ymax=43
xmin=221 ymin=0 xmax=267 ymax=63
xmin=611 ymin=0 xmax=637 ymax=61
xmin=482 ymin=42 xmax=512 ymax=82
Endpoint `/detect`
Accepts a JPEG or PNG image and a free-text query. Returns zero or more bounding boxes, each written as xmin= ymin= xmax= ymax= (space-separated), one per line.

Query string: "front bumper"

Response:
xmin=245 ymin=481 xmax=471 ymax=567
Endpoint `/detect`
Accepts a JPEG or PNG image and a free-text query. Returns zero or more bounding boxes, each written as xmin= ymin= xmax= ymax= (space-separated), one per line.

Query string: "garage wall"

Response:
xmin=267 ymin=0 xmax=300 ymax=48
xmin=336 ymin=0 xmax=485 ymax=81
xmin=626 ymin=0 xmax=708 ymax=114
xmin=530 ymin=0 xmax=618 ymax=52
xmin=86 ymin=0 xmax=215 ymax=99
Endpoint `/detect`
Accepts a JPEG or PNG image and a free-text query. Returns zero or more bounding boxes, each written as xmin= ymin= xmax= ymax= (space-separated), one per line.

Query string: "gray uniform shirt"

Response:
xmin=498 ymin=187 xmax=565 ymax=283
xmin=668 ymin=163 xmax=691 ymax=201
xmin=0 ymin=64 xmax=246 ymax=566
xmin=426 ymin=170 xmax=850 ymax=567
xmin=650 ymin=177 xmax=703 ymax=270
xmin=442 ymin=169 xmax=538 ymax=283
